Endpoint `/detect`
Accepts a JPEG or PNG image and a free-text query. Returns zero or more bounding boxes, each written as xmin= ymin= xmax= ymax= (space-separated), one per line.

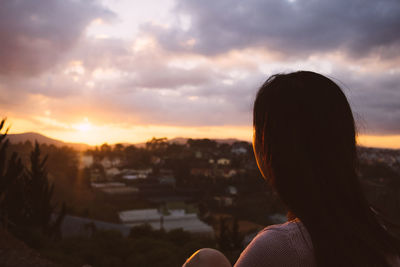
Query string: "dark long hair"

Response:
xmin=253 ymin=71 xmax=399 ymax=267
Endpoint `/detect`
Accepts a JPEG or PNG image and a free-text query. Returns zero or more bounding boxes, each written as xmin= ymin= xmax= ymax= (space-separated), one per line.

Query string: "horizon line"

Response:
xmin=5 ymin=130 xmax=400 ymax=151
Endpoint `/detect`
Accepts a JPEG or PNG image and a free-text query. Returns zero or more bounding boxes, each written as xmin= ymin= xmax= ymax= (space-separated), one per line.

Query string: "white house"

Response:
xmin=91 ymin=182 xmax=138 ymax=195
xmin=217 ymin=158 xmax=231 ymax=165
xmin=80 ymin=154 xmax=94 ymax=168
xmin=121 ymin=168 xmax=152 ymax=180
xmin=231 ymin=146 xmax=248 ymax=155
xmin=106 ymin=167 xmax=121 ymax=178
xmin=119 ymin=209 xmax=214 ymax=235
xmin=101 ymin=157 xmax=122 ymax=169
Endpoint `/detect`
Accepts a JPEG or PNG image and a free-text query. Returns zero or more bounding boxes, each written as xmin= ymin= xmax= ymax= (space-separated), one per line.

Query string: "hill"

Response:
xmin=5 ymin=132 xmax=246 ymax=151
xmin=169 ymin=137 xmax=242 ymax=145
xmin=134 ymin=137 xmax=244 ymax=147
xmin=6 ymin=132 xmax=90 ymax=151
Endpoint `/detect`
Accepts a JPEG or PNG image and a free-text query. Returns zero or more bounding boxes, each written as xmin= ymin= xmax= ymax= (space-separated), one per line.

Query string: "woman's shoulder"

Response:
xmin=234 ymin=220 xmax=316 ymax=267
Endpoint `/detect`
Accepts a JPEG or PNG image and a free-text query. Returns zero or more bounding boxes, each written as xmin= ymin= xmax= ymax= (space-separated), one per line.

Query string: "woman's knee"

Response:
xmin=183 ymin=248 xmax=232 ymax=267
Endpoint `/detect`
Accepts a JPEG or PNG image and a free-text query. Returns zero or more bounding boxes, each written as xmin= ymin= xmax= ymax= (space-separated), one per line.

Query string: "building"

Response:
xmin=121 ymin=168 xmax=152 ymax=180
xmin=221 ymin=169 xmax=237 ymax=178
xmin=213 ymin=196 xmax=234 ymax=207
xmin=217 ymin=158 xmax=231 ymax=165
xmin=101 ymin=157 xmax=122 ymax=169
xmin=105 ymin=167 xmax=121 ymax=178
xmin=190 ymin=168 xmax=213 ymax=177
xmin=226 ymin=185 xmax=238 ymax=195
xmin=231 ymin=146 xmax=248 ymax=155
xmin=158 ymin=176 xmax=176 ymax=185
xmin=90 ymin=168 xmax=104 ymax=182
xmin=119 ymin=209 xmax=214 ymax=235
xmin=58 ymin=215 xmax=131 ymax=238
xmin=91 ymin=182 xmax=139 ymax=195
xmin=80 ymin=154 xmax=94 ymax=168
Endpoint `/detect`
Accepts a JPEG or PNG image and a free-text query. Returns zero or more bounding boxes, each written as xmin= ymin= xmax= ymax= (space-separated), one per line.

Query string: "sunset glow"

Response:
xmin=73 ymin=118 xmax=92 ymax=133
xmin=1 ymin=0 xmax=399 ymax=149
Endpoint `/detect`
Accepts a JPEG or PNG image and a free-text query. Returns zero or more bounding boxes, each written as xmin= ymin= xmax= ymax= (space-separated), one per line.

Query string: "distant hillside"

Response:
xmin=5 ymin=132 xmax=247 ymax=151
xmin=169 ymin=137 xmax=243 ymax=145
xmin=134 ymin=137 xmax=245 ymax=147
xmin=6 ymin=132 xmax=91 ymax=151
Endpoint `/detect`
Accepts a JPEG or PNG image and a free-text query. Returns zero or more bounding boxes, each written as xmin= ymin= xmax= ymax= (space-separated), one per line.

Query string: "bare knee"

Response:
xmin=183 ymin=248 xmax=232 ymax=267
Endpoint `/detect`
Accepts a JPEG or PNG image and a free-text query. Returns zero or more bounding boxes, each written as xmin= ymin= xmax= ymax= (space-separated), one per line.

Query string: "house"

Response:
xmin=158 ymin=169 xmax=176 ymax=185
xmin=90 ymin=168 xmax=104 ymax=182
xmin=100 ymin=157 xmax=111 ymax=168
xmin=58 ymin=215 xmax=131 ymax=238
xmin=105 ymin=167 xmax=121 ymax=178
xmin=190 ymin=168 xmax=213 ymax=177
xmin=91 ymin=182 xmax=138 ymax=195
xmin=231 ymin=146 xmax=248 ymax=155
xmin=151 ymin=156 xmax=161 ymax=165
xmin=213 ymin=196 xmax=234 ymax=207
xmin=101 ymin=157 xmax=121 ymax=169
xmin=217 ymin=158 xmax=230 ymax=165
xmin=226 ymin=185 xmax=238 ymax=195
xmin=119 ymin=209 xmax=214 ymax=235
xmin=160 ymin=169 xmax=174 ymax=176
xmin=121 ymin=168 xmax=152 ymax=180
xmin=158 ymin=176 xmax=176 ymax=185
xmin=91 ymin=182 xmax=126 ymax=188
xmin=80 ymin=154 xmax=94 ymax=168
xmin=222 ymin=169 xmax=237 ymax=178
xmin=99 ymin=186 xmax=138 ymax=195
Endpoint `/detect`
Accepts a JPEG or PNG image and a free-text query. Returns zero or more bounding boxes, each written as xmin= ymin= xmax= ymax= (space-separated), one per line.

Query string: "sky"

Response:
xmin=1 ymin=0 xmax=400 ymax=148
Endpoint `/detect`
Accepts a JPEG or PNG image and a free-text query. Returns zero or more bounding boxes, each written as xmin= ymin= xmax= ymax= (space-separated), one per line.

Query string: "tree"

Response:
xmin=0 ymin=119 xmax=11 ymax=220
xmin=231 ymin=216 xmax=242 ymax=249
xmin=0 ymin=119 xmax=10 ymax=196
xmin=124 ymin=145 xmax=151 ymax=169
xmin=217 ymin=217 xmax=231 ymax=251
xmin=45 ymin=145 xmax=79 ymax=184
xmin=0 ymin=119 xmax=27 ymax=229
xmin=0 ymin=119 xmax=66 ymax=241
xmin=113 ymin=143 xmax=125 ymax=160
xmin=146 ymin=137 xmax=168 ymax=156
xmin=26 ymin=141 xmax=55 ymax=233
xmin=187 ymin=138 xmax=217 ymax=151
xmin=2 ymin=154 xmax=28 ymax=229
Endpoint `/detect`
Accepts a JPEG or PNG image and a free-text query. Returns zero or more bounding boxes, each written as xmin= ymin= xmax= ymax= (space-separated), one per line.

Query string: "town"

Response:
xmin=38 ymin=136 xmax=400 ymax=240
xmin=77 ymin=137 xmax=283 ymax=237
xmin=3 ymin=134 xmax=400 ymax=266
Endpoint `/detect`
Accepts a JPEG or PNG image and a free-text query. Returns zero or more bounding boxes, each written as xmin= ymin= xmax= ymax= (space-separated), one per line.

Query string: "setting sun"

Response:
xmin=73 ymin=118 xmax=92 ymax=132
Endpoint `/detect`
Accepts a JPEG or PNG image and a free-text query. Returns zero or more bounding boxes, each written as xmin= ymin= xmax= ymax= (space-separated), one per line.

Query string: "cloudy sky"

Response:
xmin=1 ymin=0 xmax=400 ymax=147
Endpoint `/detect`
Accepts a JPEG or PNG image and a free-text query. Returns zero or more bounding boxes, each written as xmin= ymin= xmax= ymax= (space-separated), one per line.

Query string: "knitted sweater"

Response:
xmin=234 ymin=220 xmax=316 ymax=267
xmin=234 ymin=220 xmax=400 ymax=267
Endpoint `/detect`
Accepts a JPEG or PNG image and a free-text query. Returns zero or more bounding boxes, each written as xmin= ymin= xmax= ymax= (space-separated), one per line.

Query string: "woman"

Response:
xmin=183 ymin=71 xmax=400 ymax=267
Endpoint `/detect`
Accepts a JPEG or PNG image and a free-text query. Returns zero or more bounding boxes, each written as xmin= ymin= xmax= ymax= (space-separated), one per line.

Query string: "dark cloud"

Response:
xmin=0 ymin=0 xmax=114 ymax=76
xmin=131 ymin=65 xmax=218 ymax=89
xmin=144 ymin=0 xmax=400 ymax=59
xmin=95 ymin=85 xmax=253 ymax=127
xmin=1 ymin=0 xmax=399 ymax=140
xmin=65 ymin=38 xmax=223 ymax=90
xmin=336 ymin=70 xmax=400 ymax=135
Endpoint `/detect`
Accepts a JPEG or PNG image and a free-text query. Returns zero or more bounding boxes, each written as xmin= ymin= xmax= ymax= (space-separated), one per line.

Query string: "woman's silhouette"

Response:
xmin=183 ymin=71 xmax=400 ymax=267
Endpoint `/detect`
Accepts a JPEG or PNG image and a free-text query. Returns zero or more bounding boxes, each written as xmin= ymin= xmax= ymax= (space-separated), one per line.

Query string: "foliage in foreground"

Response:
xmin=38 ymin=226 xmax=216 ymax=267
xmin=0 ymin=119 xmax=65 ymax=239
